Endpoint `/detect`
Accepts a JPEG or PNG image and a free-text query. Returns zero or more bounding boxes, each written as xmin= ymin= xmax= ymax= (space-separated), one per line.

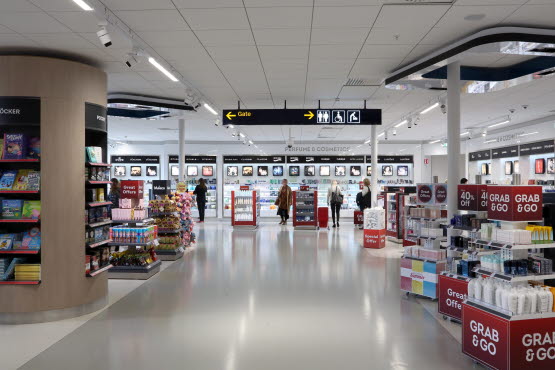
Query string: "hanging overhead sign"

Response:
xmin=518 ymin=140 xmax=554 ymax=156
xmin=468 ymin=150 xmax=491 ymax=162
xmin=491 ymin=145 xmax=518 ymax=159
xmin=222 ymin=109 xmax=381 ymax=125
xmin=287 ymin=156 xmax=364 ymax=164
xmin=365 ymin=155 xmax=414 ymax=164
xmin=110 ymin=155 xmax=160 ymax=164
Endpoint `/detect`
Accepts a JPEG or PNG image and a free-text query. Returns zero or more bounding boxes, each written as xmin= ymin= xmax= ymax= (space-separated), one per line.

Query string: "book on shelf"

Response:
xmin=21 ymin=227 xmax=40 ymax=249
xmin=85 ymin=146 xmax=103 ymax=163
xmin=0 ymin=170 xmax=18 ymax=190
xmin=22 ymin=201 xmax=41 ymax=219
xmin=0 ymin=234 xmax=14 ymax=250
xmin=1 ymin=257 xmax=23 ymax=280
xmin=3 ymin=134 xmax=28 ymax=160
xmin=1 ymin=199 xmax=23 ymax=219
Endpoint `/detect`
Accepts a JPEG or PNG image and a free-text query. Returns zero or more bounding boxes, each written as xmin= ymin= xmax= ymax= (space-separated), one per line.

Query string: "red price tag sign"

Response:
xmin=462 ymin=303 xmax=510 ymax=370
xmin=299 ymin=185 xmax=309 ymax=191
xmin=487 ymin=185 xmax=542 ymax=222
xmin=120 ymin=180 xmax=144 ymax=199
xmin=239 ymin=185 xmax=250 ymax=191
xmin=438 ymin=275 xmax=468 ymax=320
xmin=458 ymin=185 xmax=488 ymax=211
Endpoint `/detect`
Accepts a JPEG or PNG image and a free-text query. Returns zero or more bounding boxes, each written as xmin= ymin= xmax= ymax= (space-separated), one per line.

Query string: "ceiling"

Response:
xmin=1 ymin=0 xmax=555 ymax=146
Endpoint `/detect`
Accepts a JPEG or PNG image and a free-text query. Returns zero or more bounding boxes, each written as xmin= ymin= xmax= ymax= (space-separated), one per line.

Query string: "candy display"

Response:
xmin=110 ymin=250 xmax=156 ymax=267
xmin=111 ymin=207 xmax=148 ymax=221
xmin=149 ymin=198 xmax=177 ymax=214
xmin=152 ymin=214 xmax=181 ymax=231
xmin=157 ymin=235 xmax=182 ymax=250
xmin=109 ymin=225 xmax=157 ymax=244
xmin=171 ymin=191 xmax=196 ymax=247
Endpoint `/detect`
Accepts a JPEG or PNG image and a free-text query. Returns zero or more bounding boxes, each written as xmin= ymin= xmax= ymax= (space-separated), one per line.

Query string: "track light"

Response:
xmin=413 ymin=115 xmax=420 ymax=126
xmin=204 ymin=103 xmax=218 ymax=116
xmin=239 ymin=132 xmax=245 ymax=138
xmin=392 ymin=129 xmax=397 ymax=136
xmin=97 ymin=24 xmax=112 ymax=47
xmin=148 ymin=57 xmax=178 ymax=82
xmin=420 ymin=102 xmax=439 ymax=115
xmin=125 ymin=53 xmax=139 ymax=68
xmin=407 ymin=118 xmax=412 ymax=128
xmin=385 ymin=131 xmax=388 ymax=140
xmin=214 ymin=118 xmax=220 ymax=126
xmin=429 ymin=139 xmax=441 ymax=144
xmin=231 ymin=131 xmax=237 ymax=137
xmin=248 ymin=140 xmax=253 ymax=145
xmin=72 ymin=0 xmax=93 ymax=11
xmin=227 ymin=124 xmax=234 ymax=129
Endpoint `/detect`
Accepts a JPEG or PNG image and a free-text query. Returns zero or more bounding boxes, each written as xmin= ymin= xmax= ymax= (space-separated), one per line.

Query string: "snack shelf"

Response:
xmin=108 ymin=240 xmax=155 ymax=247
xmin=86 ymin=264 xmax=112 ymax=277
xmin=158 ymin=229 xmax=181 ymax=234
xmin=86 ymin=239 xmax=113 ymax=249
xmin=154 ymin=248 xmax=184 ymax=261
xmin=86 ymin=180 xmax=111 ymax=185
xmin=0 ymin=280 xmax=41 ymax=285
xmin=472 ymin=267 xmax=555 ymax=282
xmin=86 ymin=201 xmax=112 ymax=208
xmin=86 ymin=220 xmax=112 ymax=228
xmin=108 ymin=259 xmax=162 ymax=280
xmin=0 ymin=190 xmax=39 ymax=194
xmin=0 ymin=249 xmax=40 ymax=254
xmin=111 ymin=218 xmax=153 ymax=224
xmin=85 ymin=162 xmax=111 ymax=167
xmin=0 ymin=219 xmax=39 ymax=223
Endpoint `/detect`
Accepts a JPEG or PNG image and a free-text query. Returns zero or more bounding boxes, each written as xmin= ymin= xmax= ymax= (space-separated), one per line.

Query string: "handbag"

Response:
xmin=332 ymin=189 xmax=344 ymax=204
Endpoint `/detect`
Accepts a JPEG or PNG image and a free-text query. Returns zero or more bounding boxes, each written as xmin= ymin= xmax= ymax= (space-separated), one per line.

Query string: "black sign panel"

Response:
xmin=222 ymin=109 xmax=381 ymax=126
xmin=152 ymin=180 xmax=171 ymax=196
xmin=85 ymin=102 xmax=107 ymax=132
xmin=491 ymin=145 xmax=519 ymax=159
xmin=469 ymin=150 xmax=492 ymax=162
xmin=110 ymin=155 xmax=160 ymax=164
xmin=223 ymin=155 xmax=286 ymax=164
xmin=383 ymin=186 xmax=417 ymax=193
xmin=287 ymin=155 xmax=364 ymax=164
xmin=364 ymin=155 xmax=414 ymax=164
xmin=0 ymin=97 xmax=40 ymax=125
xmin=168 ymin=155 xmax=217 ymax=164
xmin=519 ymin=140 xmax=555 ymax=156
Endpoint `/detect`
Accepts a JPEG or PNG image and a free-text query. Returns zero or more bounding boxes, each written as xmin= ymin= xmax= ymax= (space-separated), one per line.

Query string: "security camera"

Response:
xmin=407 ymin=118 xmax=412 ymax=129
xmin=287 ymin=137 xmax=294 ymax=148
xmin=385 ymin=131 xmax=389 ymax=140
xmin=509 ymin=108 xmax=516 ymax=114
xmin=440 ymin=104 xmax=447 ymax=114
xmin=392 ymin=129 xmax=397 ymax=136
xmin=522 ymin=104 xmax=529 ymax=110
xmin=97 ymin=25 xmax=112 ymax=47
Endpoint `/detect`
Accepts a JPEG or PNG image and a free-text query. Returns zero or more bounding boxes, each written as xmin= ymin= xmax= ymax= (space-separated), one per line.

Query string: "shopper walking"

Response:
xmin=193 ymin=178 xmax=207 ymax=223
xmin=328 ymin=180 xmax=344 ymax=228
xmin=108 ymin=178 xmax=120 ymax=209
xmin=361 ymin=178 xmax=372 ymax=211
xmin=275 ymin=179 xmax=292 ymax=225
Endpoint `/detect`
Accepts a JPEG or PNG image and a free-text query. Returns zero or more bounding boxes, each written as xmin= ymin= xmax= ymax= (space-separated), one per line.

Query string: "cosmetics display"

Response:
xmin=293 ymin=190 xmax=318 ymax=229
xmin=232 ymin=190 xmax=260 ymax=227
xmin=186 ymin=178 xmax=217 ymax=218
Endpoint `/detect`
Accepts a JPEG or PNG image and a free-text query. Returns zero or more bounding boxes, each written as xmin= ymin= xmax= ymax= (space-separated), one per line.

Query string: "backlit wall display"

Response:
xmin=548 ymin=158 xmax=555 ymax=174
xmin=187 ymin=165 xmax=198 ymax=177
xmin=535 ymin=158 xmax=545 ymax=174
xmin=202 ymin=166 xmax=213 ymax=177
xmin=171 ymin=165 xmax=179 ymax=176
xmin=114 ymin=166 xmax=126 ymax=177
xmin=350 ymin=166 xmax=361 ymax=176
xmin=397 ymin=166 xmax=408 ymax=177
xmin=382 ymin=165 xmax=393 ymax=177
xmin=273 ymin=166 xmax=283 ymax=176
xmin=130 ymin=166 xmax=142 ymax=176
xmin=242 ymin=166 xmax=253 ymax=176
xmin=146 ymin=166 xmax=158 ymax=176
xmin=504 ymin=161 xmax=513 ymax=175
xmin=320 ymin=165 xmax=330 ymax=176
xmin=227 ymin=166 xmax=238 ymax=177
xmin=257 ymin=166 xmax=268 ymax=176
xmin=289 ymin=166 xmax=300 ymax=176
xmin=305 ymin=165 xmax=315 ymax=176
xmin=335 ymin=166 xmax=346 ymax=176
xmin=367 ymin=166 xmax=372 ymax=176
xmin=514 ymin=160 xmax=520 ymax=174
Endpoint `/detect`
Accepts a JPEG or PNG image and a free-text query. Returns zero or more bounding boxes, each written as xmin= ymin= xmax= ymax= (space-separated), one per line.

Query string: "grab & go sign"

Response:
xmin=487 ymin=185 xmax=543 ymax=222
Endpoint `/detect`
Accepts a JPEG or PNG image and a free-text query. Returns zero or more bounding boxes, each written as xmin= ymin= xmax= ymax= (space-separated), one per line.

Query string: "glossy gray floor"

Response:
xmin=20 ymin=221 xmax=473 ymax=370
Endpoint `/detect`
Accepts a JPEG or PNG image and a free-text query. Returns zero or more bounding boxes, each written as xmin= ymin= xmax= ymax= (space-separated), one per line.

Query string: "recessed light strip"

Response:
xmin=148 ymin=57 xmax=178 ymax=82
xmin=429 ymin=139 xmax=441 ymax=144
xmin=488 ymin=120 xmax=510 ymax=128
xmin=420 ymin=102 xmax=439 ymax=115
xmin=519 ymin=132 xmax=539 ymax=137
xmin=72 ymin=0 xmax=93 ymax=11
xmin=204 ymin=103 xmax=217 ymax=115
xmin=394 ymin=119 xmax=408 ymax=128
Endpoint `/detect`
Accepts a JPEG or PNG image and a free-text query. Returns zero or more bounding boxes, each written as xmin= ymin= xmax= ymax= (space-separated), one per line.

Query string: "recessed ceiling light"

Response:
xmin=72 ymin=0 xmax=93 ymax=11
xmin=464 ymin=14 xmax=486 ymax=21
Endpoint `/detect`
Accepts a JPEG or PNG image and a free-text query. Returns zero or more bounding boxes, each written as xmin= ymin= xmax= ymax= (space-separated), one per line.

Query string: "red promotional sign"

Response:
xmin=363 ymin=229 xmax=385 ymax=249
xmin=487 ymin=185 xmax=543 ymax=222
xmin=462 ymin=303 xmax=510 ymax=370
xmin=510 ymin=317 xmax=555 ymax=369
xmin=417 ymin=184 xmax=433 ymax=205
xmin=458 ymin=185 xmax=488 ymax=211
xmin=354 ymin=211 xmax=363 ymax=225
xmin=239 ymin=185 xmax=250 ymax=191
xmin=434 ymin=184 xmax=448 ymax=205
xmin=438 ymin=274 xmax=469 ymax=320
xmin=120 ymin=180 xmax=144 ymax=199
xmin=299 ymin=185 xmax=309 ymax=191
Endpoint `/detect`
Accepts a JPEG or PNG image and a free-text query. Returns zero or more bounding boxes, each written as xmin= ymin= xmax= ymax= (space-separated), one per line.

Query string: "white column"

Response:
xmin=447 ymin=61 xmax=461 ymax=219
xmin=216 ymin=154 xmax=223 ymax=219
xmin=178 ymin=118 xmax=185 ymax=182
xmin=371 ymin=125 xmax=378 ymax=207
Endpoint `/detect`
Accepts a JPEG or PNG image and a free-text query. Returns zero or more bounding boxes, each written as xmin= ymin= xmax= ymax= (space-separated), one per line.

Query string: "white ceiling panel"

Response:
xmin=195 ymin=29 xmax=254 ymax=46
xmin=455 ymin=0 xmax=526 ymax=4
xmin=173 ymin=0 xmax=243 ymax=8
xmin=0 ymin=12 xmax=70 ymax=33
xmin=0 ymin=34 xmax=38 ymax=48
xmin=312 ymin=6 xmax=380 ymax=29
xmin=0 ymin=0 xmax=40 ymax=12
xmin=0 ymin=24 xmax=18 ymax=33
xmin=435 ymin=5 xmax=519 ymax=29
xmin=253 ymin=28 xmax=310 ymax=46
xmin=30 ymin=0 xmax=89 ymax=11
xmin=180 ymin=8 xmax=250 ymax=30
xmin=359 ymin=44 xmax=414 ymax=59
xmin=310 ymin=44 xmax=361 ymax=60
xmin=366 ymin=27 xmax=430 ymax=45
xmin=218 ymin=60 xmax=264 ymax=76
xmin=48 ymin=11 xmax=102 ymax=33
xmin=137 ymin=30 xmax=200 ymax=48
xmin=247 ymin=7 xmax=313 ymax=29
xmin=305 ymin=79 xmax=345 ymax=99
xmin=258 ymin=45 xmax=309 ymax=61
xmin=244 ymin=0 xmax=314 ymax=6
xmin=308 ymin=59 xmax=352 ymax=79
xmin=153 ymin=46 xmax=208 ymax=61
xmin=115 ymin=10 xmax=189 ymax=31
xmin=502 ymin=5 xmax=555 ymax=28
xmin=206 ymin=45 xmax=260 ymax=61
xmin=264 ymin=61 xmax=307 ymax=81
xmin=419 ymin=26 xmax=475 ymax=46
xmin=100 ymin=0 xmax=176 ymax=11
xmin=24 ymin=33 xmax=97 ymax=49
xmin=400 ymin=44 xmax=439 ymax=66
xmin=311 ymin=28 xmax=369 ymax=45
xmin=374 ymin=4 xmax=450 ymax=29
xmin=338 ymin=86 xmax=380 ymax=100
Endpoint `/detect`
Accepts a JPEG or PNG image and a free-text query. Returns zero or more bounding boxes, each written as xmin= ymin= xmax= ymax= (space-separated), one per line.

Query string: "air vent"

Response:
xmin=344 ymin=78 xmax=378 ymax=86
xmin=384 ymin=0 xmax=455 ymax=4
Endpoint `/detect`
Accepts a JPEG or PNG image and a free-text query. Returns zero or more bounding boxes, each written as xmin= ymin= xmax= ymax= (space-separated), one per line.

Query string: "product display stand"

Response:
xmin=231 ymin=189 xmax=260 ymax=229
xmin=362 ymin=208 xmax=386 ymax=249
xmin=293 ymin=189 xmax=318 ymax=230
xmin=151 ymin=206 xmax=184 ymax=261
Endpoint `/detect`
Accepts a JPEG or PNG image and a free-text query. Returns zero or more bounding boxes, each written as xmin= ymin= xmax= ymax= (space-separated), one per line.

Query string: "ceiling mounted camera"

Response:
xmin=97 ymin=23 xmax=112 ymax=47
xmin=214 ymin=118 xmax=220 ymax=126
xmin=125 ymin=54 xmax=138 ymax=68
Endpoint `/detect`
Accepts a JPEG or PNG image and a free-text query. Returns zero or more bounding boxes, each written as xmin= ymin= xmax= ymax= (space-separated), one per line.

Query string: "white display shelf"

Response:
xmin=472 ymin=239 xmax=555 ymax=250
xmin=465 ymin=297 xmax=555 ymax=321
xmin=472 ymin=266 xmax=555 ymax=282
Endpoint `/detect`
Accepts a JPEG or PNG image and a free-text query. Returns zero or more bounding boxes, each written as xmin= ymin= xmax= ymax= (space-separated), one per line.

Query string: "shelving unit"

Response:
xmin=231 ymin=190 xmax=260 ymax=229
xmin=293 ymin=189 xmax=318 ymax=230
